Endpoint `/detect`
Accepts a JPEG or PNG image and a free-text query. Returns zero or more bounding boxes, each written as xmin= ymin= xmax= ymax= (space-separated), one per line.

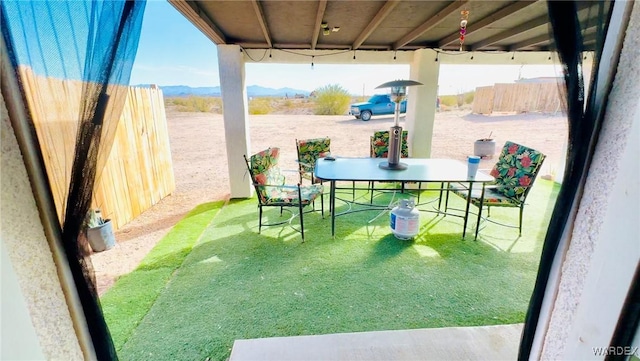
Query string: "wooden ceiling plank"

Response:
xmin=238 ymin=42 xmax=271 ymax=49
xmin=168 ymin=0 xmax=226 ymax=44
xmin=352 ymin=0 xmax=401 ymax=50
xmin=471 ymin=14 xmax=548 ymax=50
xmin=273 ymin=43 xmax=320 ymax=49
xmin=393 ymin=0 xmax=469 ymax=50
xmin=251 ymin=0 xmax=272 ymax=48
xmin=509 ymin=34 xmax=549 ymax=50
xmin=311 ymin=0 xmax=328 ymax=50
xmin=471 ymin=1 xmax=595 ymax=51
xmin=437 ymin=0 xmax=538 ymax=48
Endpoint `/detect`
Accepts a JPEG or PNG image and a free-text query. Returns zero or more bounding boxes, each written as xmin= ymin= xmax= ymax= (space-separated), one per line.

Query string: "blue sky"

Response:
xmin=130 ymin=1 xmax=560 ymax=96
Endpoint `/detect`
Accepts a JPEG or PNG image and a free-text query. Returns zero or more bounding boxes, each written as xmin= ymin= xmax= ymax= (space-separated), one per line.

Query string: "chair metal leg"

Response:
xmin=519 ymin=205 xmax=524 ymax=236
xmin=258 ymin=205 xmax=263 ymax=234
xmin=417 ymin=182 xmax=422 ymax=203
xmin=299 ymin=203 xmax=305 ymax=242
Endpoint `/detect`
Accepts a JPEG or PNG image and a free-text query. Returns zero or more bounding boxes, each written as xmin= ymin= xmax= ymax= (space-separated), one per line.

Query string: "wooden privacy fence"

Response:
xmin=19 ymin=66 xmax=175 ymax=230
xmin=472 ymin=82 xmax=565 ymax=114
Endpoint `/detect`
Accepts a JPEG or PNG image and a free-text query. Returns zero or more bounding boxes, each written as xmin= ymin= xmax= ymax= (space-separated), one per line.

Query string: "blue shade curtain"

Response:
xmin=2 ymin=1 xmax=146 ymax=359
xmin=518 ymin=1 xmax=615 ymax=358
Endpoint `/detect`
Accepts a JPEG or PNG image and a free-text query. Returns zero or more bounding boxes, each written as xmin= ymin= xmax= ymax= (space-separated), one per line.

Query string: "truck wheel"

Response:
xmin=361 ymin=110 xmax=372 ymax=121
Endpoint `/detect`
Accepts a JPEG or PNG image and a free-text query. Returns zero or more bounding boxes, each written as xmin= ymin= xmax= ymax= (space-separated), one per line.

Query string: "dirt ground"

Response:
xmin=90 ymin=109 xmax=567 ymax=295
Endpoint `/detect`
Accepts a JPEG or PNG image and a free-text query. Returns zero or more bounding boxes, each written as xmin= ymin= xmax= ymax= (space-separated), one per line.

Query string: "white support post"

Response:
xmin=406 ymin=49 xmax=440 ymax=158
xmin=218 ymin=45 xmax=252 ymax=198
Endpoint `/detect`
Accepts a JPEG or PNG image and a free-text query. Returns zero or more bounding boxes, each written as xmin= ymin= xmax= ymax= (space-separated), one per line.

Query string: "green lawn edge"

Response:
xmin=101 ymin=200 xmax=225 ymax=350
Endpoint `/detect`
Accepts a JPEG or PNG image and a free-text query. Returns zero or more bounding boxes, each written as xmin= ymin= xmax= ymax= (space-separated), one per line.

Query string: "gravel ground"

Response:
xmin=91 ymin=109 xmax=567 ymax=295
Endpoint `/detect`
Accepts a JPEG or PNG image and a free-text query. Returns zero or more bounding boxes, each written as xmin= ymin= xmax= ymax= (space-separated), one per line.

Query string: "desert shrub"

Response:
xmin=439 ymin=95 xmax=458 ymax=107
xmin=168 ymin=96 xmax=221 ymax=113
xmin=281 ymin=99 xmax=294 ymax=109
xmin=464 ymin=91 xmax=475 ymax=104
xmin=313 ymin=84 xmax=351 ymax=115
xmin=249 ymin=97 xmax=274 ymax=115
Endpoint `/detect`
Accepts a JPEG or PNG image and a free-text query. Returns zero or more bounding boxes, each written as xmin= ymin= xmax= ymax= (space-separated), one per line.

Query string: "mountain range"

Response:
xmin=136 ymin=84 xmax=310 ymax=98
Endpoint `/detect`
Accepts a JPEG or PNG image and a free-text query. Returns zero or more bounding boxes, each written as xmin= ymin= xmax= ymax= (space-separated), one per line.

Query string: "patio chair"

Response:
xmin=369 ymin=130 xmax=422 ymax=203
xmin=296 ymin=137 xmax=354 ymax=204
xmin=445 ymin=141 xmax=546 ymax=240
xmin=244 ymin=148 xmax=324 ymax=242
xmin=296 ymin=137 xmax=331 ymax=185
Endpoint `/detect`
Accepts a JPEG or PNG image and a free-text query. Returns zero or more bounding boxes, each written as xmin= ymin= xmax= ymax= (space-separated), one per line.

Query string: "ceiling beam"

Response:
xmin=251 ymin=0 xmax=272 ymax=48
xmin=471 ymin=14 xmax=548 ymax=50
xmin=168 ymin=0 xmax=226 ymax=44
xmin=437 ymin=0 xmax=538 ymax=48
xmin=311 ymin=0 xmax=328 ymax=50
xmin=352 ymin=0 xmax=401 ymax=50
xmin=393 ymin=0 xmax=469 ymax=50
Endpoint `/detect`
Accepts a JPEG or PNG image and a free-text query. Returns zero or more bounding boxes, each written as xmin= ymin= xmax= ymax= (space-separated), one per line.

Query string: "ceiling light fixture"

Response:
xmin=321 ymin=22 xmax=328 ymax=29
xmin=323 ymin=29 xmax=330 ymax=36
xmin=332 ymin=27 xmax=340 ymax=32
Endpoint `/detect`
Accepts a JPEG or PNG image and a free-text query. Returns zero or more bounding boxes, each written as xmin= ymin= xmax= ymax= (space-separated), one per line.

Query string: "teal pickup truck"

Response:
xmin=349 ymin=94 xmax=407 ymax=121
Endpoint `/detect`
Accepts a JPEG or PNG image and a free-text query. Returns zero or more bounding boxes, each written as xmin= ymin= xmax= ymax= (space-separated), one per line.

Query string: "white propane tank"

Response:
xmin=390 ymin=198 xmax=420 ymax=240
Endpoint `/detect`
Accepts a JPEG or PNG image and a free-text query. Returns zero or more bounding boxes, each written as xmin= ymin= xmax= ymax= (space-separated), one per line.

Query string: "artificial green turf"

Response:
xmin=108 ymin=181 xmax=559 ymax=361
xmin=101 ymin=201 xmax=224 ymax=350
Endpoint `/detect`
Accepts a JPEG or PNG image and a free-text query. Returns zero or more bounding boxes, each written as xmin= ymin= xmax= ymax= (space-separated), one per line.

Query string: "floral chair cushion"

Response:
xmin=249 ymin=148 xmax=285 ymax=202
xmin=297 ymin=137 xmax=331 ymax=181
xmin=488 ymin=141 xmax=546 ymax=202
xmin=370 ymin=130 xmax=409 ymax=158
xmin=449 ymin=186 xmax=520 ymax=207
xmin=260 ymin=184 xmax=324 ymax=205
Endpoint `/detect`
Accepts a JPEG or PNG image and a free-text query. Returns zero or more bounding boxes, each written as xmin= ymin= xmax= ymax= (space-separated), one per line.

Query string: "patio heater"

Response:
xmin=375 ymin=79 xmax=423 ymax=170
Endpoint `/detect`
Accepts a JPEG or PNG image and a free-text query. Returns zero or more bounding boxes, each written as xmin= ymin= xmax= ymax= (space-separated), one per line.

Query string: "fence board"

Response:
xmin=473 ymin=82 xmax=564 ymax=114
xmin=19 ymin=66 xmax=175 ymax=230
xmin=471 ymin=86 xmax=495 ymax=114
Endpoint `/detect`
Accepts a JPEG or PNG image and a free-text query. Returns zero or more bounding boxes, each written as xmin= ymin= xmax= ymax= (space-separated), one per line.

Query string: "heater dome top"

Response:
xmin=375 ymin=79 xmax=423 ymax=89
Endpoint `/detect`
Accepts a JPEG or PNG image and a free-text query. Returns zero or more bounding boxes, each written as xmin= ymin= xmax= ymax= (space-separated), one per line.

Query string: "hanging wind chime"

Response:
xmin=459 ymin=9 xmax=469 ymax=51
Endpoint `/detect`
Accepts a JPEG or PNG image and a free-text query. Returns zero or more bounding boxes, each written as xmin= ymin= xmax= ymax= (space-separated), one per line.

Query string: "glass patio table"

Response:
xmin=314 ymin=157 xmax=494 ymax=238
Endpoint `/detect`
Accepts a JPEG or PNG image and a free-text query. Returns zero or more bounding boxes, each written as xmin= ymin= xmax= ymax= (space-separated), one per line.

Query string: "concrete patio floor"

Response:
xmin=229 ymin=323 xmax=523 ymax=360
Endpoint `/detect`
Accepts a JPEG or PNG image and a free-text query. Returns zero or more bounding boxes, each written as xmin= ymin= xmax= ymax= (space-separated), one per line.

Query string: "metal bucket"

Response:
xmin=474 ymin=139 xmax=496 ymax=158
xmin=86 ymin=219 xmax=116 ymax=252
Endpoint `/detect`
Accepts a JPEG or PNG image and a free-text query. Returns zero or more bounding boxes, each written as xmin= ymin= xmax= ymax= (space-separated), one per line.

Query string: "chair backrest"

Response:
xmin=370 ymin=130 xmax=409 ymax=158
xmin=246 ymin=148 xmax=283 ymax=202
xmin=489 ymin=141 xmax=546 ymax=203
xmin=296 ymin=137 xmax=331 ymax=175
